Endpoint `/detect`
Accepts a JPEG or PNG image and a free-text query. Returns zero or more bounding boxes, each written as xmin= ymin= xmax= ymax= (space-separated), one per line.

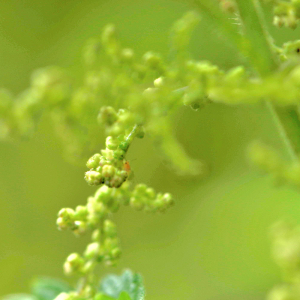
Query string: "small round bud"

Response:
xmin=86 ymin=153 xmax=101 ymax=169
xmin=64 ymin=253 xmax=84 ymax=275
xmin=102 ymin=165 xmax=115 ymax=178
xmin=121 ymin=48 xmax=135 ymax=62
xmin=113 ymin=149 xmax=126 ymax=160
xmin=57 ymin=208 xmax=75 ymax=230
xmin=84 ymin=170 xmax=103 ymax=186
xmin=163 ymin=193 xmax=174 ymax=207
xmin=154 ymin=77 xmax=165 ymax=88
xmin=104 ymin=237 xmax=119 ymax=251
xmin=94 ymin=185 xmax=112 ymax=204
xmin=84 ymin=242 xmax=101 ymax=259
xmin=119 ymin=141 xmax=129 ymax=151
xmin=92 ymin=229 xmax=101 ymax=241
xmin=110 ymin=175 xmax=125 ymax=188
xmin=103 ymin=220 xmax=117 ymax=237
xmin=56 ymin=217 xmax=68 ymax=230
xmin=73 ymin=221 xmax=88 ymax=236
xmin=82 ymin=260 xmax=95 ymax=274
xmin=97 ymin=106 xmax=117 ymax=126
xmin=136 ymin=183 xmax=147 ymax=193
xmin=101 ymin=149 xmax=114 ymax=160
xmin=58 ymin=208 xmax=75 ymax=219
xmin=146 ymin=187 xmax=156 ymax=199
xmin=54 ymin=293 xmax=71 ymax=300
xmin=143 ymin=51 xmax=162 ymax=69
xmin=74 ymin=205 xmax=88 ymax=220
xmin=130 ymin=197 xmax=144 ymax=210
xmin=106 ymin=136 xmax=118 ymax=150
xmin=111 ymin=247 xmax=122 ymax=259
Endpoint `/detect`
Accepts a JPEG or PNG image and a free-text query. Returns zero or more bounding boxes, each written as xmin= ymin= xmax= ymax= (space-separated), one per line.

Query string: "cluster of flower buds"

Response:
xmin=130 ymin=183 xmax=174 ymax=213
xmin=267 ymin=222 xmax=300 ymax=300
xmin=56 ymin=185 xmax=131 ymax=235
xmin=248 ymin=142 xmax=300 ymax=189
xmin=63 ymin=219 xmax=121 ymax=275
xmin=85 ymin=106 xmax=144 ymax=188
xmin=57 ymin=173 xmax=172 ymax=298
xmin=269 ymin=0 xmax=300 ymax=29
xmin=56 ymin=187 xmax=125 ymax=289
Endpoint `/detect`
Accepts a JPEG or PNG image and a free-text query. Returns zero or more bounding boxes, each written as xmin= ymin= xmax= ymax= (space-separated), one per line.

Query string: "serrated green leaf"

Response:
xmin=2 ymin=294 xmax=38 ymax=300
xmin=99 ymin=270 xmax=144 ymax=300
xmin=30 ymin=277 xmax=72 ymax=300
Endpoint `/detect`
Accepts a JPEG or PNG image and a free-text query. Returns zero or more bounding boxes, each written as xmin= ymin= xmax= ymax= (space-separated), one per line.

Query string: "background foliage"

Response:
xmin=1 ymin=0 xmax=300 ymax=299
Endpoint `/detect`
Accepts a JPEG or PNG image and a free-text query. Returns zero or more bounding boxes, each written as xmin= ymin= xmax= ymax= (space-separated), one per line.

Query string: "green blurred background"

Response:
xmin=1 ymin=1 xmax=300 ymax=299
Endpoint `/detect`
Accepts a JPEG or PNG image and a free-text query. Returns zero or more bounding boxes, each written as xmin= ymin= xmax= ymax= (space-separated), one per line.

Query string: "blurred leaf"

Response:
xmin=95 ymin=293 xmax=116 ymax=300
xmin=2 ymin=294 xmax=38 ymax=300
xmin=30 ymin=277 xmax=72 ymax=300
xmin=117 ymin=292 xmax=131 ymax=300
xmin=99 ymin=270 xmax=144 ymax=300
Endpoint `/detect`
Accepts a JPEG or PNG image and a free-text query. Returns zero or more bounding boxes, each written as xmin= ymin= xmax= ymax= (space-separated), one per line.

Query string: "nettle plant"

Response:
xmin=3 ymin=0 xmax=300 ymax=299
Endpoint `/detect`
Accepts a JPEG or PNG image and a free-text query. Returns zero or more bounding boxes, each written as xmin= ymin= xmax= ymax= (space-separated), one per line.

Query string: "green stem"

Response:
xmin=265 ymin=102 xmax=299 ymax=160
xmin=235 ymin=0 xmax=300 ymax=160
xmin=121 ymin=124 xmax=141 ymax=153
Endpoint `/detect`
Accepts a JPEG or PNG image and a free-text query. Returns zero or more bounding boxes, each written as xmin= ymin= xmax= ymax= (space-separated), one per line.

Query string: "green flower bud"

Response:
xmin=107 ymin=124 xmax=123 ymax=137
xmin=88 ymin=201 xmax=108 ymax=216
xmin=106 ymin=136 xmax=118 ymax=150
xmin=84 ymin=170 xmax=103 ymax=186
xmin=56 ymin=217 xmax=68 ymax=230
xmin=146 ymin=187 xmax=156 ymax=199
xmin=130 ymin=197 xmax=144 ymax=210
xmin=162 ymin=193 xmax=174 ymax=207
xmin=101 ymin=149 xmax=114 ymax=160
xmin=74 ymin=205 xmax=88 ymax=220
xmin=94 ymin=185 xmax=112 ymax=204
xmin=121 ymin=48 xmax=135 ymax=63
xmin=119 ymin=141 xmax=129 ymax=151
xmin=84 ymin=242 xmax=101 ymax=259
xmin=58 ymin=208 xmax=75 ymax=219
xmin=86 ymin=153 xmax=101 ymax=169
xmin=273 ymin=16 xmax=284 ymax=28
xmin=92 ymin=229 xmax=101 ymax=241
xmin=97 ymin=106 xmax=117 ymax=126
xmin=102 ymin=165 xmax=115 ymax=178
xmin=143 ymin=51 xmax=163 ymax=69
xmin=73 ymin=221 xmax=88 ymax=236
xmin=82 ymin=285 xmax=96 ymax=298
xmin=57 ymin=208 xmax=75 ymax=229
xmin=113 ymin=149 xmax=126 ymax=160
xmin=103 ymin=220 xmax=117 ymax=237
xmin=135 ymin=183 xmax=147 ymax=193
xmin=82 ymin=260 xmax=96 ymax=274
xmin=64 ymin=253 xmax=84 ymax=275
xmin=111 ymin=247 xmax=122 ymax=259
xmin=104 ymin=237 xmax=119 ymax=251
xmin=154 ymin=77 xmax=165 ymax=88
xmin=54 ymin=293 xmax=72 ymax=300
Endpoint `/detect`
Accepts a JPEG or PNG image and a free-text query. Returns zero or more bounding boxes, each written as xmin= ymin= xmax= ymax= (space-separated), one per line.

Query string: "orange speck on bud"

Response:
xmin=124 ymin=161 xmax=131 ymax=173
